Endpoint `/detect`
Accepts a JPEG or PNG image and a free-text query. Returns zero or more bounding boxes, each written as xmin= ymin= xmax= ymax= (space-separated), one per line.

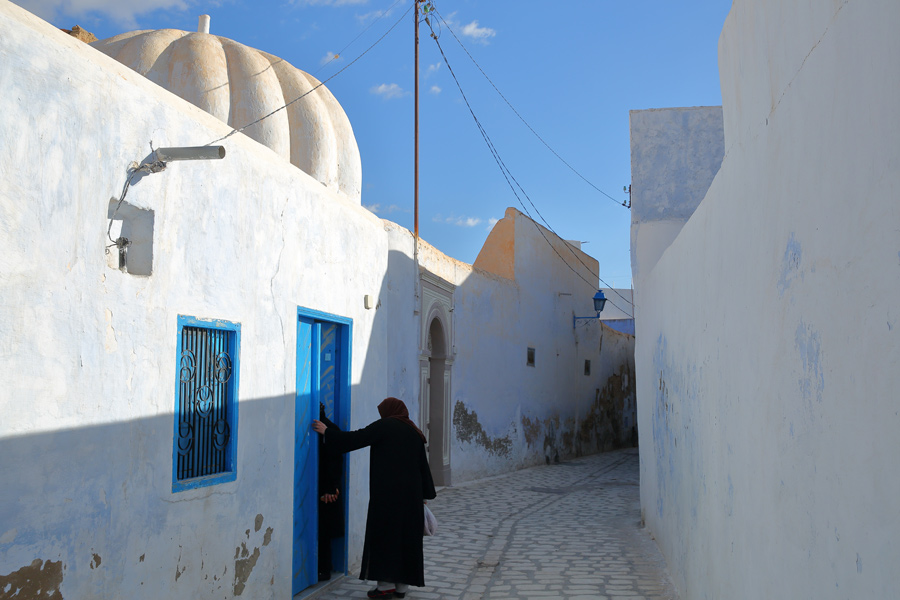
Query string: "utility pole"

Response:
xmin=414 ymin=0 xmax=421 ymax=240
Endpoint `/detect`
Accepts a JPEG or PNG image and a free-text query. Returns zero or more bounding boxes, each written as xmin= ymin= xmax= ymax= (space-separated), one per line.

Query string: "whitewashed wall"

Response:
xmin=0 ymin=3 xmax=389 ymax=598
xmin=629 ymin=106 xmax=724 ymax=291
xmin=386 ymin=210 xmax=637 ymax=483
xmin=633 ymin=1 xmax=900 ymax=598
xmin=0 ymin=2 xmax=636 ymax=597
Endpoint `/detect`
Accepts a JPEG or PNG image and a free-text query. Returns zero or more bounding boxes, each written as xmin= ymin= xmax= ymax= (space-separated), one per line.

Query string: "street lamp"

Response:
xmin=573 ymin=290 xmax=607 ymax=328
xmin=107 ymin=145 xmax=227 ymax=270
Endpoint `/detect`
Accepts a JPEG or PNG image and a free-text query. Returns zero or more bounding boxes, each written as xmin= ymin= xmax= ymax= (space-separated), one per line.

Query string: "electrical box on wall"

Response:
xmin=105 ymin=199 xmax=154 ymax=276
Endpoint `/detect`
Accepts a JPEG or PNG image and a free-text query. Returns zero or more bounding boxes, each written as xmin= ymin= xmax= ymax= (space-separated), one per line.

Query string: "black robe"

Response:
xmin=318 ymin=414 xmax=344 ymax=540
xmin=318 ymin=414 xmax=344 ymax=578
xmin=324 ymin=417 xmax=437 ymax=586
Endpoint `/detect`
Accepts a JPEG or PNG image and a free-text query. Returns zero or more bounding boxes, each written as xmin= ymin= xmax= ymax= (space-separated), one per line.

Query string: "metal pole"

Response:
xmin=155 ymin=146 xmax=226 ymax=162
xmin=414 ymin=0 xmax=420 ymax=240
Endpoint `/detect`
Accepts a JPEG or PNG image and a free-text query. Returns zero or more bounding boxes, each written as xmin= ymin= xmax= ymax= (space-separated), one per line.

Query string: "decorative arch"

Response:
xmin=419 ymin=270 xmax=455 ymax=486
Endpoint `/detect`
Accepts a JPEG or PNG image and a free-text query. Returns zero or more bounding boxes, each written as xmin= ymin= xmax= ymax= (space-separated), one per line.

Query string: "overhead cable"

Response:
xmin=427 ymin=27 xmax=633 ymax=317
xmin=206 ymin=1 xmax=414 ymax=146
xmin=313 ymin=0 xmax=407 ymax=77
xmin=433 ymin=8 xmax=630 ymax=209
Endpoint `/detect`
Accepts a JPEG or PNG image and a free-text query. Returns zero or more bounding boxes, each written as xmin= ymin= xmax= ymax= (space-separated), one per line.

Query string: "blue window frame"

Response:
xmin=172 ymin=315 xmax=240 ymax=492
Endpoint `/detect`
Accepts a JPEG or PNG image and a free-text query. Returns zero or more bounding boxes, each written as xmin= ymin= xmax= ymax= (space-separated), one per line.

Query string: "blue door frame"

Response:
xmin=293 ymin=307 xmax=352 ymax=596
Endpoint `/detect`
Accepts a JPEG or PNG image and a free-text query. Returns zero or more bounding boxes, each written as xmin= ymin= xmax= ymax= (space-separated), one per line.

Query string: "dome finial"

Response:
xmin=198 ymin=15 xmax=210 ymax=34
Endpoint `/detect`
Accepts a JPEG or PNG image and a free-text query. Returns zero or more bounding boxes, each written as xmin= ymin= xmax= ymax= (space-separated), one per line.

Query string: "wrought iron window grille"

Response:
xmin=173 ymin=317 xmax=240 ymax=492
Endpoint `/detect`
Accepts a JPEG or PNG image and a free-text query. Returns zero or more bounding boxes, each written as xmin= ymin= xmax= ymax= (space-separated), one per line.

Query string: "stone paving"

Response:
xmin=311 ymin=448 xmax=677 ymax=600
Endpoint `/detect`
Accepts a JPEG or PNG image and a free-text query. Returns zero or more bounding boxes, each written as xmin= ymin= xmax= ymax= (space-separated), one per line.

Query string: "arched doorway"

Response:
xmin=427 ymin=318 xmax=448 ymax=485
xmin=419 ymin=270 xmax=454 ymax=487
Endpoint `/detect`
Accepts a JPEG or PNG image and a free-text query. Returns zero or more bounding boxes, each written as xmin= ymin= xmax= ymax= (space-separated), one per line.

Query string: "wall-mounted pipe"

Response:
xmin=155 ymin=146 xmax=226 ymax=162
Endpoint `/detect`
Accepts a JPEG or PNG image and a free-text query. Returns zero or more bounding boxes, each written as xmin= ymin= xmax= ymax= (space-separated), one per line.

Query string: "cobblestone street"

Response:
xmin=310 ymin=448 xmax=677 ymax=600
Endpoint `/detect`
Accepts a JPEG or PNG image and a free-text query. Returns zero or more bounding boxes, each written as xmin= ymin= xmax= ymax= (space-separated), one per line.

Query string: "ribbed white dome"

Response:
xmin=92 ymin=28 xmax=362 ymax=203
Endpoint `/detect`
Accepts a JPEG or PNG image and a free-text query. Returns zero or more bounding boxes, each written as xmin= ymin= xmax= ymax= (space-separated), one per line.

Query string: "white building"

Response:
xmin=0 ymin=2 xmax=635 ymax=597
xmin=631 ymin=0 xmax=900 ymax=598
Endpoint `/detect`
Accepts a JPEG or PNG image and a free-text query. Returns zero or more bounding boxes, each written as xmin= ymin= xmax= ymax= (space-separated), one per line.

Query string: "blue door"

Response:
xmin=293 ymin=309 xmax=351 ymax=596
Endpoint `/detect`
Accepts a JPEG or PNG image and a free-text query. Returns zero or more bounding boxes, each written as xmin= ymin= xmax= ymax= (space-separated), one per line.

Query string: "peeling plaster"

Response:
xmin=453 ymin=401 xmax=512 ymax=457
xmin=651 ymin=334 xmax=705 ymax=521
xmin=233 ymin=545 xmax=260 ymax=596
xmin=0 ymin=529 xmax=16 ymax=545
xmin=521 ymin=415 xmax=541 ymax=446
xmin=0 ymin=559 xmax=63 ymax=599
xmin=777 ymin=233 xmax=803 ymax=297
xmin=233 ymin=515 xmax=273 ymax=596
xmin=795 ymin=320 xmax=825 ymax=406
xmin=517 ymin=364 xmax=636 ymax=464
xmin=576 ymin=364 xmax=635 ymax=453
xmin=175 ymin=546 xmax=186 ymax=582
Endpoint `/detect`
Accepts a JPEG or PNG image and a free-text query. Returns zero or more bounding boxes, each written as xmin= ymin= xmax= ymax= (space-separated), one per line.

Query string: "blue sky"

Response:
xmin=16 ymin=0 xmax=732 ymax=288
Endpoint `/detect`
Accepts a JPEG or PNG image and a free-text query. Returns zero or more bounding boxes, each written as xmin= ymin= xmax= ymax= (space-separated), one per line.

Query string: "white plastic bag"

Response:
xmin=423 ymin=504 xmax=437 ymax=536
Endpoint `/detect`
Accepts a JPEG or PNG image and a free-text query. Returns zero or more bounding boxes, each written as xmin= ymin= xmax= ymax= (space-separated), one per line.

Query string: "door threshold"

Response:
xmin=293 ymin=573 xmax=347 ymax=599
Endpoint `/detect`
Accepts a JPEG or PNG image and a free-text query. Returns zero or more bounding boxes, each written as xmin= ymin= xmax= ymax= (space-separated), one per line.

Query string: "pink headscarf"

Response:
xmin=378 ymin=397 xmax=427 ymax=443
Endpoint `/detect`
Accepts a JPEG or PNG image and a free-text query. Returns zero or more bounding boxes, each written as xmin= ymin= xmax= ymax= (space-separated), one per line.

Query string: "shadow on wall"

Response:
xmin=449 ymin=316 xmax=637 ymax=470
xmin=449 ymin=352 xmax=637 ymax=466
xmin=519 ymin=358 xmax=638 ymax=463
xmin=0 ymin=393 xmax=305 ymax=598
xmin=0 ymin=234 xmax=407 ymax=600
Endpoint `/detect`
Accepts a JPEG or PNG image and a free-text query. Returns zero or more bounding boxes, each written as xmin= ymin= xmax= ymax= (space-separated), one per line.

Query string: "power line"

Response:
xmin=426 ymin=9 xmax=635 ymax=311
xmin=313 ymin=0 xmax=407 ymax=77
xmin=427 ymin=28 xmax=633 ymax=317
xmin=433 ymin=8 xmax=630 ymax=209
xmin=423 ymin=19 xmax=634 ymax=316
xmin=207 ymin=1 xmax=414 ymax=147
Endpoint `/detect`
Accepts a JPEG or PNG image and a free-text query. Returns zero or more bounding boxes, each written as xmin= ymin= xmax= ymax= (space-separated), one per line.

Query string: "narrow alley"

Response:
xmin=310 ymin=448 xmax=677 ymax=600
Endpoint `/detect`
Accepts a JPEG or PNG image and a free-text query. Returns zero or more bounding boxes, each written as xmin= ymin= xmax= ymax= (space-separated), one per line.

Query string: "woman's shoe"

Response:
xmin=366 ymin=588 xmax=396 ymax=599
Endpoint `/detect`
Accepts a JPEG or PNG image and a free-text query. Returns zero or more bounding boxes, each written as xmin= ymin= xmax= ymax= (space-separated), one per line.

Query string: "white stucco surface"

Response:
xmin=633 ymin=1 xmax=900 ymax=598
xmin=0 ymin=4 xmax=382 ymax=597
xmin=598 ymin=288 xmax=634 ymax=321
xmin=384 ymin=211 xmax=637 ymax=483
xmin=0 ymin=2 xmax=636 ymax=597
xmin=629 ymin=106 xmax=724 ymax=288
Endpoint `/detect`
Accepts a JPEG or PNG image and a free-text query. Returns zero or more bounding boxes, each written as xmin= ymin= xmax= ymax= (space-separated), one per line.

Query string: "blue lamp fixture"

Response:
xmin=573 ymin=290 xmax=607 ymax=328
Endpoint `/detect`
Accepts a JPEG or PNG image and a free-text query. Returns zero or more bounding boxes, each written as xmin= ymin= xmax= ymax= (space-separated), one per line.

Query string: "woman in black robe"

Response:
xmin=313 ymin=397 xmax=436 ymax=599
xmin=318 ymin=406 xmax=344 ymax=581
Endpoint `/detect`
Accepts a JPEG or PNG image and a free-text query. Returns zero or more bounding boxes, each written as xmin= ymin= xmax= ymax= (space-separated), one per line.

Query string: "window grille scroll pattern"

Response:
xmin=177 ymin=326 xmax=234 ymax=481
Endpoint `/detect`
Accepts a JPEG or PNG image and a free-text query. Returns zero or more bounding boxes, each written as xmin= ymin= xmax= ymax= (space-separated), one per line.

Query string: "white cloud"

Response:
xmin=15 ymin=0 xmax=189 ymax=29
xmin=486 ymin=217 xmax=500 ymax=230
xmin=292 ymin=0 xmax=368 ymax=6
xmin=356 ymin=5 xmax=396 ymax=24
xmin=356 ymin=9 xmax=381 ymax=23
xmin=434 ymin=215 xmax=482 ymax=227
xmin=460 ymin=20 xmax=495 ymax=44
xmin=320 ymin=51 xmax=340 ymax=65
xmin=370 ymin=83 xmax=406 ymax=99
xmin=427 ymin=62 xmax=441 ymax=75
xmin=429 ymin=85 xmax=441 ymax=95
xmin=365 ymin=203 xmax=406 ymax=215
